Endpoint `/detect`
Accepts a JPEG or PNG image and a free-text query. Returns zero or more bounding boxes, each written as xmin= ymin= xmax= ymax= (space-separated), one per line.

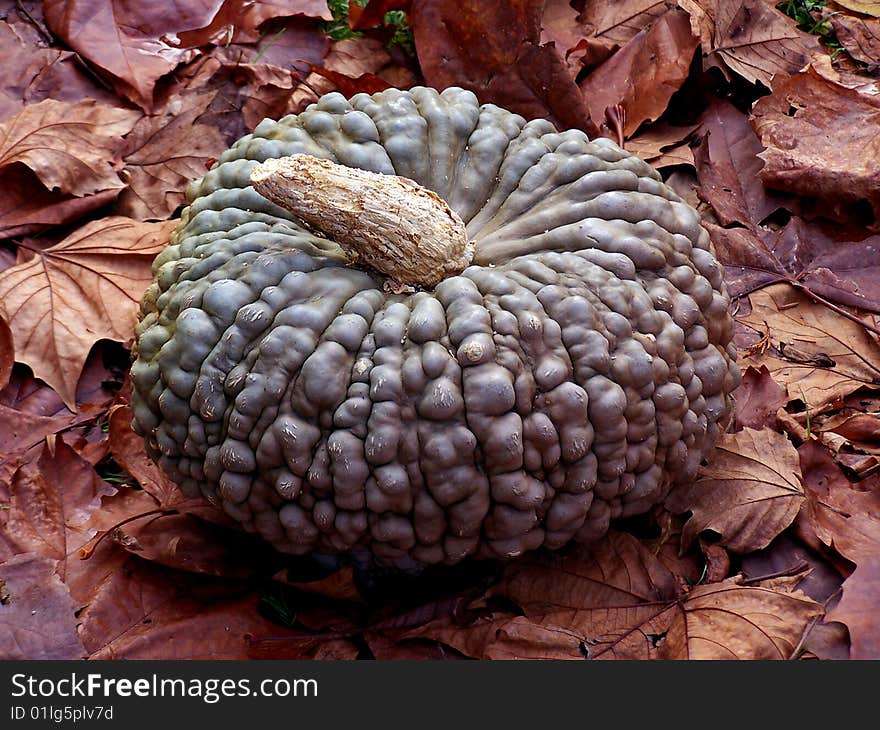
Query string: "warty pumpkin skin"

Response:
xmin=130 ymin=86 xmax=740 ymax=568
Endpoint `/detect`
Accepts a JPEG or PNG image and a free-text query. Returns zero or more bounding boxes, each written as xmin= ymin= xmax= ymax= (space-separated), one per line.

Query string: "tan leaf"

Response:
xmin=625 ymin=121 xmax=699 ymax=168
xmin=118 ymin=91 xmax=227 ymax=220
xmin=750 ymin=68 xmax=880 ymax=219
xmin=659 ymin=577 xmax=823 ymax=659
xmin=0 ymin=553 xmax=86 ymax=659
xmin=833 ymin=0 xmax=880 ymax=18
xmin=738 ymin=284 xmax=880 ymax=407
xmin=0 ymin=217 xmax=175 ymax=409
xmin=665 ymin=427 xmax=805 ymax=553
xmin=0 ymin=99 xmax=139 ymax=197
xmin=827 ymin=557 xmax=880 ymax=659
xmin=578 ymin=0 xmax=671 ymax=45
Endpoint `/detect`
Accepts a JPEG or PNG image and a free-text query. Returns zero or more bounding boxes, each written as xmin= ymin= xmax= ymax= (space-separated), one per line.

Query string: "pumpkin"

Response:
xmin=130 ymin=86 xmax=740 ymax=568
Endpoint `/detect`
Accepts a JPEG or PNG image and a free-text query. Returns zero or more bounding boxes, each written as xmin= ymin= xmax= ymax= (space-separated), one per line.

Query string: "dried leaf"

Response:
xmin=42 ymin=0 xmax=224 ymax=110
xmin=0 ymin=553 xmax=85 ymax=659
xmin=78 ymin=557 xmax=310 ymax=659
xmin=0 ymin=440 xmax=115 ymax=570
xmin=578 ymin=0 xmax=671 ymax=45
xmin=541 ymin=0 xmax=587 ymax=78
xmin=580 ymin=9 xmax=699 ymax=138
xmin=828 ymin=12 xmax=880 ymax=66
xmin=625 ymin=120 xmax=699 ymax=167
xmin=349 ymin=0 xmax=411 ymax=31
xmin=738 ymin=284 xmax=880 ymax=406
xmin=833 ymin=0 xmax=880 ymax=18
xmin=0 ymin=315 xmax=11 ymax=391
xmin=750 ymin=67 xmax=880 ymax=219
xmin=689 ymin=0 xmax=821 ymax=87
xmin=0 ymin=98 xmax=139 ymax=197
xmin=0 ymin=217 xmax=176 ymax=409
xmin=665 ymin=428 xmax=805 ymax=553
xmin=695 ymin=98 xmax=794 ymax=228
xmin=411 ymin=0 xmax=599 ymax=136
xmin=177 ymin=0 xmax=332 ymax=46
xmin=117 ymin=91 xmax=227 ymax=220
xmin=827 ymin=557 xmax=880 ymax=659
xmin=733 ymin=365 xmax=789 ymax=431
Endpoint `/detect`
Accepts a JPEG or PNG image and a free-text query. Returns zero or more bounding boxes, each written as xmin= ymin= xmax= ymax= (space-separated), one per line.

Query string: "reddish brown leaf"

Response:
xmin=625 ymin=121 xmax=699 ymax=168
xmin=540 ymin=0 xmax=588 ymax=78
xmin=683 ymin=0 xmax=821 ymax=87
xmin=733 ymin=365 xmax=789 ymax=431
xmin=827 ymin=557 xmax=880 ymax=659
xmin=0 ymin=166 xmax=121 ymax=240
xmin=0 ymin=440 xmax=115 ymax=569
xmin=42 ymin=1 xmax=227 ymax=110
xmin=78 ymin=557 xmax=311 ymax=659
xmin=411 ymin=0 xmax=599 ymax=136
xmin=117 ymin=90 xmax=227 ymax=220
xmin=0 ymin=314 xmax=11 ymax=391
xmin=580 ymin=8 xmax=699 ymax=138
xmin=0 ymin=217 xmax=176 ymax=409
xmin=177 ymin=0 xmax=332 ymax=46
xmin=829 ymin=12 xmax=880 ymax=66
xmin=738 ymin=284 xmax=880 ymax=407
xmin=349 ymin=0 xmax=411 ymax=31
xmin=0 ymin=98 xmax=139 ymax=197
xmin=750 ymin=68 xmax=880 ymax=219
xmin=0 ymin=553 xmax=86 ymax=659
xmin=308 ymin=65 xmax=392 ymax=96
xmin=578 ymin=0 xmax=670 ymax=45
xmin=665 ymin=428 xmax=805 ymax=553
xmin=694 ymin=98 xmax=793 ymax=228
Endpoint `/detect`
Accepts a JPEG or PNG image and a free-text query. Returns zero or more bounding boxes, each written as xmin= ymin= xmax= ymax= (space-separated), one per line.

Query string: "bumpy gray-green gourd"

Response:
xmin=131 ymin=86 xmax=740 ymax=567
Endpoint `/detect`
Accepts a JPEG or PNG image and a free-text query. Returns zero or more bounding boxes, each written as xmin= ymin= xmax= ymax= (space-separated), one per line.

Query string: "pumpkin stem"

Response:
xmin=250 ymin=155 xmax=474 ymax=289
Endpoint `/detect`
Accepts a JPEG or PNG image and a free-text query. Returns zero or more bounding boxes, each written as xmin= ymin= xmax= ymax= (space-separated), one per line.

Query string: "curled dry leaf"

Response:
xmin=0 ymin=98 xmax=140 ymax=197
xmin=411 ymin=0 xmax=599 ymax=136
xmin=0 ymin=553 xmax=86 ymax=660
xmin=665 ymin=427 xmax=805 ymax=554
xmin=750 ymin=68 xmax=880 ymax=219
xmin=579 ymin=8 xmax=699 ymax=138
xmin=0 ymin=217 xmax=176 ymax=409
xmin=578 ymin=0 xmax=670 ymax=45
xmin=738 ymin=284 xmax=880 ymax=407
xmin=828 ymin=12 xmax=880 ymax=67
xmin=827 ymin=557 xmax=880 ymax=659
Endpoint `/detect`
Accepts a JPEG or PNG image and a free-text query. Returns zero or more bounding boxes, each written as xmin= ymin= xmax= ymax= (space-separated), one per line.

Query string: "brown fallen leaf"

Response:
xmin=694 ymin=98 xmax=795 ymax=228
xmin=827 ymin=557 xmax=880 ymax=659
xmin=41 ymin=0 xmax=224 ymax=111
xmin=738 ymin=284 xmax=880 ymax=407
xmin=750 ymin=67 xmax=880 ymax=220
xmin=77 ymin=556 xmax=316 ymax=659
xmin=0 ymin=314 xmax=11 ymax=390
xmin=117 ymin=90 xmax=227 ymax=220
xmin=348 ymin=0 xmax=411 ymax=31
xmin=0 ymin=98 xmax=139 ymax=197
xmin=0 ymin=440 xmax=115 ymax=571
xmin=832 ymin=0 xmax=880 ymax=19
xmin=0 ymin=553 xmax=86 ymax=659
xmin=665 ymin=427 xmax=805 ymax=554
xmin=733 ymin=365 xmax=789 ymax=431
xmin=682 ymin=0 xmax=821 ymax=87
xmin=540 ymin=0 xmax=587 ymax=78
xmin=411 ymin=0 xmax=599 ymax=136
xmin=307 ymin=65 xmax=393 ymax=96
xmin=580 ymin=8 xmax=699 ymax=138
xmin=0 ymin=216 xmax=176 ymax=409
xmin=177 ymin=0 xmax=332 ymax=46
xmin=828 ymin=11 xmax=880 ymax=66
xmin=578 ymin=0 xmax=671 ymax=45
xmin=625 ymin=120 xmax=699 ymax=168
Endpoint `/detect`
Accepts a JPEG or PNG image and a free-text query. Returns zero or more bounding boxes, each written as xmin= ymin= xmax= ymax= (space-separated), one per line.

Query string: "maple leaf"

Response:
xmin=410 ymin=0 xmax=599 ymax=137
xmin=751 ymin=67 xmax=880 ymax=220
xmin=665 ymin=428 xmax=805 ymax=554
xmin=579 ymin=8 xmax=700 ymax=138
xmin=117 ymin=90 xmax=227 ymax=220
xmin=0 ymin=98 xmax=140 ymax=197
xmin=0 ymin=216 xmax=176 ymax=409
xmin=738 ymin=284 xmax=880 ymax=407
xmin=0 ymin=553 xmax=86 ymax=659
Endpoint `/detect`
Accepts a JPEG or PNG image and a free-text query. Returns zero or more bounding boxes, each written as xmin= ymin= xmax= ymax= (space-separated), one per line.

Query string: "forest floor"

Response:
xmin=0 ymin=0 xmax=879 ymax=660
